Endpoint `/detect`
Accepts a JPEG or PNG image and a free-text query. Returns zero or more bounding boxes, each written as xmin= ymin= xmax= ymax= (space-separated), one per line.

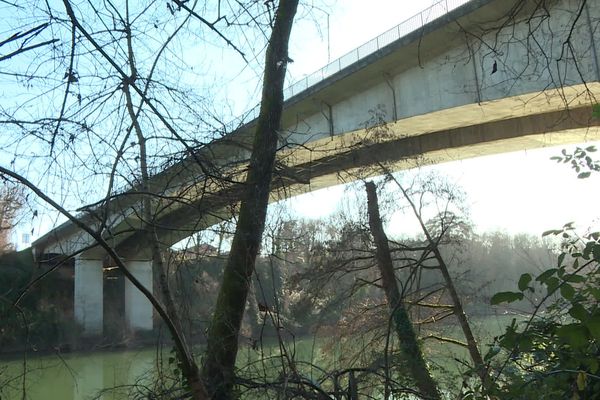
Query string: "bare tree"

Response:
xmin=0 ymin=181 xmax=24 ymax=254
xmin=383 ymin=172 xmax=488 ymax=387
xmin=0 ymin=0 xmax=302 ymax=398
xmin=365 ymin=180 xmax=442 ymax=400
xmin=201 ymin=1 xmax=299 ymax=397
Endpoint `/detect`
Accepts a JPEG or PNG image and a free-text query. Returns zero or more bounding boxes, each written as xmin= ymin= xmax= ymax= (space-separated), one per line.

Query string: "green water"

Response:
xmin=0 ymin=316 xmax=517 ymax=400
xmin=0 ymin=337 xmax=327 ymax=400
xmin=1 ymin=349 xmax=156 ymax=400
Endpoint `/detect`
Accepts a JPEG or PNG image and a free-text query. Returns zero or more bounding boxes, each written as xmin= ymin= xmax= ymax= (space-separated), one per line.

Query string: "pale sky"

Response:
xmin=284 ymin=143 xmax=600 ymax=237
xmin=287 ymin=0 xmax=441 ymax=80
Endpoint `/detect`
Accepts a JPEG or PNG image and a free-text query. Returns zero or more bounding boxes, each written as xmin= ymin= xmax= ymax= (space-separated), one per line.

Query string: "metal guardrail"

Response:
xmin=238 ymin=0 xmax=473 ymax=124
xmin=283 ymin=0 xmax=472 ymax=100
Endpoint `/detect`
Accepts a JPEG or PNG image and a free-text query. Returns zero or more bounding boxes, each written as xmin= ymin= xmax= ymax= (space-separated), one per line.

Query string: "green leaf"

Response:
xmin=587 ymin=358 xmax=599 ymax=374
xmin=589 ymin=287 xmax=600 ymax=301
xmin=558 ymin=252 xmax=566 ymax=267
xmin=569 ymin=304 xmax=588 ymax=321
xmin=563 ymin=273 xmax=586 ymax=283
xmin=517 ymin=335 xmax=533 ymax=351
xmin=577 ymin=371 xmax=587 ymax=391
xmin=583 ymin=242 xmax=595 ymax=259
xmin=537 ymin=268 xmax=557 ymax=283
xmin=586 ymin=145 xmax=597 ymax=152
xmin=556 ymin=324 xmax=589 ymax=349
xmin=484 ymin=345 xmax=500 ymax=362
xmin=578 ymin=172 xmax=591 ymax=179
xmin=518 ymin=273 xmax=532 ymax=291
xmin=491 ymin=291 xmax=524 ymax=305
xmin=542 ymin=229 xmax=562 ymax=237
xmin=592 ymin=244 xmax=600 ymax=262
xmin=585 ymin=317 xmax=600 ymax=339
xmin=560 ymin=283 xmax=575 ymax=300
xmin=563 ymin=221 xmax=575 ymax=229
xmin=545 ymin=276 xmax=560 ymax=294
xmin=499 ymin=322 xmax=518 ymax=349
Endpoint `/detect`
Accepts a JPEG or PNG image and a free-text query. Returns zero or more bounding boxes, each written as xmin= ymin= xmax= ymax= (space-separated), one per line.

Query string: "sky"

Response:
xmin=284 ymin=143 xmax=600 ymax=238
xmin=9 ymin=0 xmax=600 ymax=247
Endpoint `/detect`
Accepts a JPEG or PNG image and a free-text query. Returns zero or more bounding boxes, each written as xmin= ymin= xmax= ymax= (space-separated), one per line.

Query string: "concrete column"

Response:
xmin=124 ymin=260 xmax=153 ymax=331
xmin=74 ymin=258 xmax=104 ymax=336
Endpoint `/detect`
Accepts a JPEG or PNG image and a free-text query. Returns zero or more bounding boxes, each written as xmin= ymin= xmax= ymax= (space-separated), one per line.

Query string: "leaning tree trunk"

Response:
xmin=123 ymin=24 xmax=208 ymax=399
xmin=201 ymin=1 xmax=299 ymax=398
xmin=393 ymin=178 xmax=488 ymax=386
xmin=365 ymin=181 xmax=442 ymax=400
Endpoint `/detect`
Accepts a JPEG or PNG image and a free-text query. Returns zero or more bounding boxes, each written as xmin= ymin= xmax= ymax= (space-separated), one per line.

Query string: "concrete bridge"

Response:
xmin=32 ymin=0 xmax=600 ymax=335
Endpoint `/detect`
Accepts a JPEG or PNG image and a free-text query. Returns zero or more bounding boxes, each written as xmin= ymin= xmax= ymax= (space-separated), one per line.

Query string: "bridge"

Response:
xmin=32 ymin=0 xmax=600 ymax=335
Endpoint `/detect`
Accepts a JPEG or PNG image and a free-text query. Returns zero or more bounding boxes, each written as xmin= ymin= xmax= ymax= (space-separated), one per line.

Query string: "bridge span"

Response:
xmin=32 ymin=0 xmax=600 ymax=335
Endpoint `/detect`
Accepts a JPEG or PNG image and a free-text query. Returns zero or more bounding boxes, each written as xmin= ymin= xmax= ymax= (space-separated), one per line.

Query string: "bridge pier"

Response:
xmin=73 ymin=257 xmax=154 ymax=337
xmin=124 ymin=260 xmax=154 ymax=332
xmin=74 ymin=258 xmax=104 ymax=336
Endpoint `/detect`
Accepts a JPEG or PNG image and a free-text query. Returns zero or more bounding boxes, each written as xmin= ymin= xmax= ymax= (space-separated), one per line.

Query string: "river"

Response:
xmin=1 ymin=348 xmax=158 ymax=400
xmin=0 ymin=338 xmax=325 ymax=400
xmin=0 ymin=315 xmax=512 ymax=399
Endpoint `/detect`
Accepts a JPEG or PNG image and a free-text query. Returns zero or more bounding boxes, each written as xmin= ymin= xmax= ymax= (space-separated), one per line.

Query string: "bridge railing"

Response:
xmin=235 ymin=0 xmax=472 ymax=126
xmin=282 ymin=0 xmax=472 ymax=100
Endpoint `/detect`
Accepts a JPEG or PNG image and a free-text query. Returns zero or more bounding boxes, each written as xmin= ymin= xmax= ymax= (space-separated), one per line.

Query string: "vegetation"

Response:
xmin=488 ymin=234 xmax=600 ymax=399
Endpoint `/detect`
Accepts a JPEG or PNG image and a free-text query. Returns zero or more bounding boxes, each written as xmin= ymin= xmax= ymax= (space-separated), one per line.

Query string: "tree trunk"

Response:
xmin=431 ymin=243 xmax=487 ymax=384
xmin=365 ymin=181 xmax=441 ymax=400
xmin=123 ymin=25 xmax=208 ymax=399
xmin=201 ymin=1 xmax=299 ymax=398
xmin=393 ymin=178 xmax=488 ymax=386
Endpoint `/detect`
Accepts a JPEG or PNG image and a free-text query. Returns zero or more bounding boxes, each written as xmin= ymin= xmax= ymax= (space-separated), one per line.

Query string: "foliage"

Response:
xmin=485 ymin=224 xmax=600 ymax=399
xmin=550 ymin=146 xmax=600 ymax=179
xmin=0 ymin=250 xmax=81 ymax=352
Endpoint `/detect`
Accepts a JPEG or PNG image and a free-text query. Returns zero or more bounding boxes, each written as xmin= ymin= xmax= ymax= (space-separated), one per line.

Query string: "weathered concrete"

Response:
xmin=74 ymin=258 xmax=103 ymax=336
xmin=124 ymin=260 xmax=153 ymax=332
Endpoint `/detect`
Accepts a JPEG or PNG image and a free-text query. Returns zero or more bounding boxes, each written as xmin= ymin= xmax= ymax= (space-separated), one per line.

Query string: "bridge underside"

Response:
xmin=110 ymin=83 xmax=600 ymax=256
xmin=31 ymin=82 xmax=600 ymax=261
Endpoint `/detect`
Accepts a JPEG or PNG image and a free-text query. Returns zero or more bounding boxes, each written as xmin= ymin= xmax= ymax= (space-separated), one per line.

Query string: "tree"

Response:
xmin=0 ymin=0 xmax=302 ymax=398
xmin=365 ymin=180 xmax=442 ymax=400
xmin=483 ymin=149 xmax=600 ymax=399
xmin=0 ymin=182 xmax=24 ymax=254
xmin=386 ymin=173 xmax=488 ymax=387
xmin=201 ymin=1 xmax=299 ymax=397
xmin=487 ymin=225 xmax=600 ymax=399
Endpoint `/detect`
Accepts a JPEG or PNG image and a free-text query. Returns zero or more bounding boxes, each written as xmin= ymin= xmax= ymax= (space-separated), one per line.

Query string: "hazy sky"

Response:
xmin=284 ymin=143 xmax=600 ymax=237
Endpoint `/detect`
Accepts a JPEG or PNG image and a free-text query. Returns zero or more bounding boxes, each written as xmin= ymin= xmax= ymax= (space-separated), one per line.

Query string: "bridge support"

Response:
xmin=74 ymin=258 xmax=104 ymax=336
xmin=124 ymin=260 xmax=153 ymax=331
